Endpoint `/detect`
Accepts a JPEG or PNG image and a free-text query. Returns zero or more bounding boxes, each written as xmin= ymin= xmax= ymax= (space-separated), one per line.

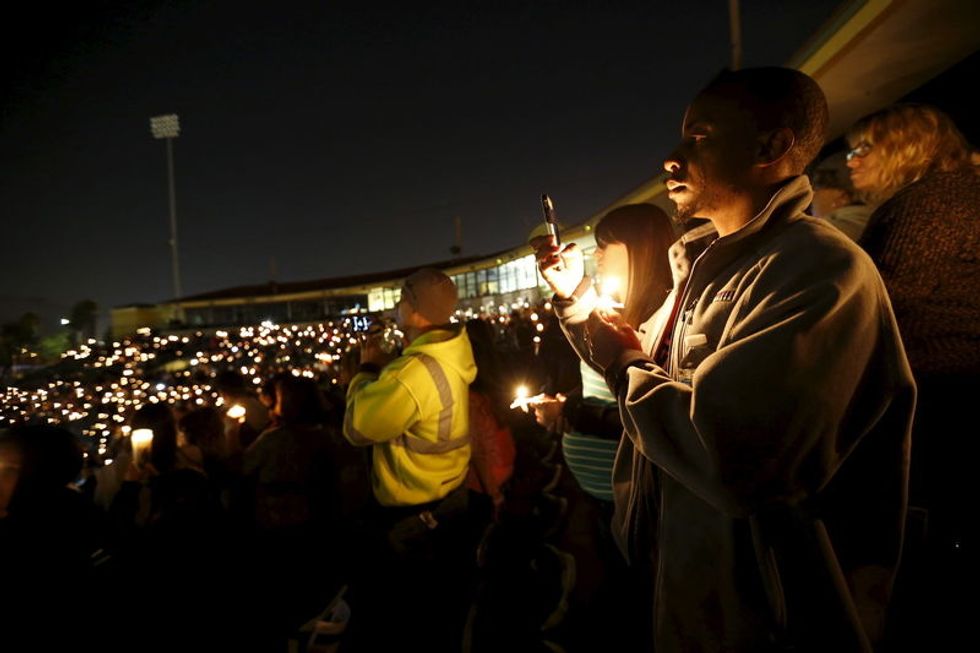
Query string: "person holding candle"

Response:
xmin=534 ymin=67 xmax=915 ymax=651
xmin=529 ymin=203 xmax=675 ymax=650
xmin=530 ymin=203 xmax=675 ymax=498
xmin=215 ymin=370 xmax=270 ymax=451
xmin=96 ymin=403 xmax=178 ymax=514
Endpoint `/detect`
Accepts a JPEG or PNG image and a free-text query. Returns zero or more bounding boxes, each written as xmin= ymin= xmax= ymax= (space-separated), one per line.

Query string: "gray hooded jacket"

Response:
xmin=556 ymin=176 xmax=915 ymax=652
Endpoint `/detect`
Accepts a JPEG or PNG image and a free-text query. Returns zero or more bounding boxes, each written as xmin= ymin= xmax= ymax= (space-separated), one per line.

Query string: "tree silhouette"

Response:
xmin=70 ymin=300 xmax=98 ymax=341
xmin=0 ymin=312 xmax=41 ymax=373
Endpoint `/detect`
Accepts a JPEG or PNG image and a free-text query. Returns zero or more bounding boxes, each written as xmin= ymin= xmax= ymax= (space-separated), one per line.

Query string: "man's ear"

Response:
xmin=403 ymin=308 xmax=429 ymax=331
xmin=756 ymin=127 xmax=795 ymax=167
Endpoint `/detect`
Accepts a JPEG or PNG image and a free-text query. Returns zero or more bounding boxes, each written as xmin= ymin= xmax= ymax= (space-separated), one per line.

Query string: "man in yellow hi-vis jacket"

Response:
xmin=342 ymin=267 xmax=479 ymax=650
xmin=343 ymin=267 xmax=477 ymax=506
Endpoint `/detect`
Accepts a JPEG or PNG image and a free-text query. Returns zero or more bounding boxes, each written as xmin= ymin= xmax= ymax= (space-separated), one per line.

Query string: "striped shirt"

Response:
xmin=562 ymin=362 xmax=619 ymax=502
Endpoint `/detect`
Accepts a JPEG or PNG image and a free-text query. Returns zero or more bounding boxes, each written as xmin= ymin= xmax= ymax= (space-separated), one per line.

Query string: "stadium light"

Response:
xmin=150 ymin=114 xmax=183 ymax=319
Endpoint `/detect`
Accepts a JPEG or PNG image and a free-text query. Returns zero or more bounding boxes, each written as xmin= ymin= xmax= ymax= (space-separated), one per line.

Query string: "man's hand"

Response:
xmin=586 ymin=311 xmax=643 ymax=371
xmin=531 ymin=235 xmax=585 ymax=299
xmin=125 ymin=460 xmax=159 ymax=483
xmin=532 ymin=393 xmax=567 ymax=433
xmin=360 ymin=335 xmax=396 ymax=369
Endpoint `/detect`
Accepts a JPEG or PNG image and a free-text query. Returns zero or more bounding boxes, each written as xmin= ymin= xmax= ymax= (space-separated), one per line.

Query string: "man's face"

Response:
xmin=663 ymin=91 xmax=759 ymax=222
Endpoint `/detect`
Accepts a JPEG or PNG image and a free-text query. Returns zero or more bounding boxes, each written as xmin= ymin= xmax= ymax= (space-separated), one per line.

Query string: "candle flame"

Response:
xmin=596 ymin=275 xmax=625 ymax=311
xmin=509 ymin=385 xmax=535 ymax=412
xmin=131 ymin=428 xmax=153 ymax=445
xmin=226 ymin=404 xmax=246 ymax=419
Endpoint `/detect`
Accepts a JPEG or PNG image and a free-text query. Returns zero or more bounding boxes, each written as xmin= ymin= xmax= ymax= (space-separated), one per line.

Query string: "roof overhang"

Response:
xmin=792 ymin=0 xmax=980 ymax=138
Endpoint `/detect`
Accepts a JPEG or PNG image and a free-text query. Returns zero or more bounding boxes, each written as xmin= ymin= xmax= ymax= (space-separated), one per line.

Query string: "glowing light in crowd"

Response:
xmin=131 ymin=428 xmax=154 ymax=466
xmin=596 ymin=276 xmax=625 ymax=312
xmin=226 ymin=404 xmax=247 ymax=422
xmin=3 ymin=310 xmax=548 ymax=462
xmin=509 ymin=385 xmax=534 ymax=413
xmin=509 ymin=383 xmax=549 ymax=413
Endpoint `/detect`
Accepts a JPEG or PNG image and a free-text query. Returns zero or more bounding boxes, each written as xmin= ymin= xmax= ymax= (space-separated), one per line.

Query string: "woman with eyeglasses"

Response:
xmin=845 ymin=103 xmax=979 ymax=649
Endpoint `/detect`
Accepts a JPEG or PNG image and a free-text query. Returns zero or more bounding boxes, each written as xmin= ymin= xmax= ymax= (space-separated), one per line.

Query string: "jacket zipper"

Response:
xmin=653 ymin=239 xmax=715 ymax=640
xmin=669 ymin=241 xmax=714 ymax=381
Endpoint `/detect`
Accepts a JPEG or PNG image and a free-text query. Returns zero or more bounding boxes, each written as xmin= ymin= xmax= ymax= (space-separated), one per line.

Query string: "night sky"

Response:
xmin=1 ymin=0 xmax=844 ymax=330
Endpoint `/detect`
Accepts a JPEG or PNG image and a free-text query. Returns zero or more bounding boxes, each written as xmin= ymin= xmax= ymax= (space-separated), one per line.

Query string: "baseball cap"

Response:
xmin=401 ymin=268 xmax=457 ymax=325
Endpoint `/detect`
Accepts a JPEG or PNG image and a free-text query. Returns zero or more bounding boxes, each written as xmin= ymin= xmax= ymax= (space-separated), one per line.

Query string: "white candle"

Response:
xmin=226 ymin=404 xmax=246 ymax=423
xmin=131 ymin=428 xmax=153 ymax=467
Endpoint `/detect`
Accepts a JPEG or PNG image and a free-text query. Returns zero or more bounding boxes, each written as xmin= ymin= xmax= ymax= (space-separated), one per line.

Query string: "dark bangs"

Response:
xmin=594 ymin=217 xmax=622 ymax=249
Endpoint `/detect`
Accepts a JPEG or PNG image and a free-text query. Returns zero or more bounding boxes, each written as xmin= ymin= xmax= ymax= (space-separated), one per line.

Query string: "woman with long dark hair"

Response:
xmin=533 ymin=203 xmax=675 ymax=501
xmin=592 ymin=203 xmax=675 ymax=330
xmin=531 ymin=203 xmax=675 ymax=650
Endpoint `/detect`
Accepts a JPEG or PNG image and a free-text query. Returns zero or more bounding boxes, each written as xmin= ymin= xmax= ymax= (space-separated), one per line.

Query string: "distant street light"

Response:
xmin=60 ymin=318 xmax=70 ymax=326
xmin=149 ymin=114 xmax=183 ymax=320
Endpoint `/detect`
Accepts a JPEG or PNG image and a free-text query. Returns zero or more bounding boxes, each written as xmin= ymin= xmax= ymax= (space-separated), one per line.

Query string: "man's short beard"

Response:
xmin=670 ymin=167 xmax=713 ymax=224
xmin=672 ymin=189 xmax=714 ymax=224
xmin=672 ymin=200 xmax=698 ymax=224
xmin=671 ymin=174 xmax=726 ymax=226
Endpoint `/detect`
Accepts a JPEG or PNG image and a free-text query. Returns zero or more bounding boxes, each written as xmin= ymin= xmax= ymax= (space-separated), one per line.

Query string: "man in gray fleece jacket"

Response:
xmin=535 ymin=68 xmax=915 ymax=652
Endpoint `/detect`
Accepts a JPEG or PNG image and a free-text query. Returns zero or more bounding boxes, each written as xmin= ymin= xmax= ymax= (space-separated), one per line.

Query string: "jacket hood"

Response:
xmin=727 ymin=174 xmax=814 ymax=243
xmin=402 ymin=324 xmax=478 ymax=384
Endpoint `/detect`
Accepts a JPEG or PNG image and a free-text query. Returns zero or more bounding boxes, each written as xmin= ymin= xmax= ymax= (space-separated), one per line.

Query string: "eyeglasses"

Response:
xmin=846 ymin=142 xmax=873 ymax=162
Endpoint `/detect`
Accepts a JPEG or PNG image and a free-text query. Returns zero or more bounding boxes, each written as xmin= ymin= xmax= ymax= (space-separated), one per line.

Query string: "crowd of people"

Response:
xmin=2 ymin=67 xmax=977 ymax=652
xmin=0 ymin=298 xmax=581 ymax=651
